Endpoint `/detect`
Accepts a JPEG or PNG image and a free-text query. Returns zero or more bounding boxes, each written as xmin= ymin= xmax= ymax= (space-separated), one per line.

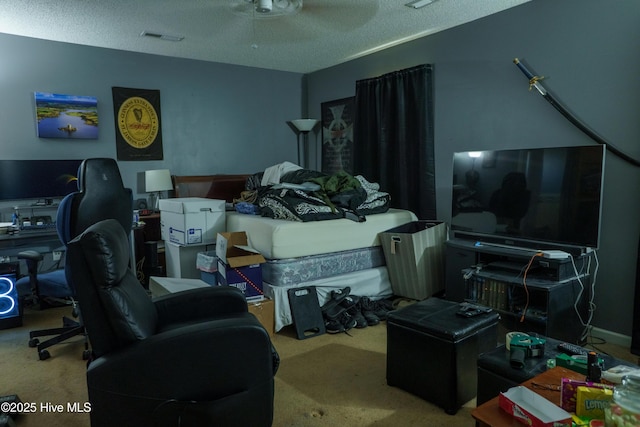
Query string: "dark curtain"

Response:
xmin=353 ymin=64 xmax=435 ymax=220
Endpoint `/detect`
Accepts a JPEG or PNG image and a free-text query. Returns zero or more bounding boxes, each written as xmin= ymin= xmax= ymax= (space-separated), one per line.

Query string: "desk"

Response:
xmin=0 ymin=229 xmax=61 ymax=269
xmin=472 ymin=366 xmax=582 ymax=427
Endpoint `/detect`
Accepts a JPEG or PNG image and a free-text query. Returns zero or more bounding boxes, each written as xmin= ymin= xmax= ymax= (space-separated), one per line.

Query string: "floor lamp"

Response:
xmin=290 ymin=119 xmax=319 ymax=169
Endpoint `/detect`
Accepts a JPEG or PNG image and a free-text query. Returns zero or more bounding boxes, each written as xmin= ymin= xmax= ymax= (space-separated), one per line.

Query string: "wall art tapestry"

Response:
xmin=321 ymin=97 xmax=354 ymax=175
xmin=112 ymin=87 xmax=164 ymax=161
xmin=34 ymin=92 xmax=98 ymax=139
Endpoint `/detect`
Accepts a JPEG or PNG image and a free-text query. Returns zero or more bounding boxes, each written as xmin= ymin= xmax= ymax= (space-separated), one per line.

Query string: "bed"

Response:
xmin=171 ymin=173 xmax=417 ymax=331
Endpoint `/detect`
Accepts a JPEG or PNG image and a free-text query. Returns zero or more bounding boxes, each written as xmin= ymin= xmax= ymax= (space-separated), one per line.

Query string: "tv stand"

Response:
xmin=445 ymin=238 xmax=593 ymax=344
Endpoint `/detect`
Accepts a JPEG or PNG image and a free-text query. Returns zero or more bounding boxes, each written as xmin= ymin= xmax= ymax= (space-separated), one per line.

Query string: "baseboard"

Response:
xmin=590 ymin=326 xmax=632 ymax=348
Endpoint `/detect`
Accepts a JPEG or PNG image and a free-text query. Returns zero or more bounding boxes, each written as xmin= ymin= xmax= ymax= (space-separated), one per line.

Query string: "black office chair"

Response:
xmin=68 ymin=218 xmax=279 ymax=427
xmin=16 ymin=158 xmax=133 ymax=360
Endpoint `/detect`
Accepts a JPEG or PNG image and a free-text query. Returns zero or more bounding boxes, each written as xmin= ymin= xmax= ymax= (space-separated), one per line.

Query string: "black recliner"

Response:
xmin=67 ymin=218 xmax=279 ymax=427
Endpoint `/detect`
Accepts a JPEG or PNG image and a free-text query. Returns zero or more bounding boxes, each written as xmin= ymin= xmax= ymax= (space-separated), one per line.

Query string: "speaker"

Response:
xmin=0 ymin=266 xmax=21 ymax=329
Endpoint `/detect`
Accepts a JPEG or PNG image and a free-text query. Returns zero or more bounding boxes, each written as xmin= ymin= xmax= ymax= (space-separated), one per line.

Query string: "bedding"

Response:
xmin=256 ymin=171 xmax=391 ymax=222
xmin=265 ymin=266 xmax=393 ymax=332
xmin=262 ymin=246 xmax=385 ymax=286
xmin=226 ymin=208 xmax=417 ymax=259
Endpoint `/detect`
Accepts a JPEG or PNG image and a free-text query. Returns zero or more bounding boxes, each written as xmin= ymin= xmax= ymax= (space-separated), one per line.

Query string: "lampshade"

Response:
xmin=291 ymin=119 xmax=319 ymax=133
xmin=144 ymin=169 xmax=173 ymax=193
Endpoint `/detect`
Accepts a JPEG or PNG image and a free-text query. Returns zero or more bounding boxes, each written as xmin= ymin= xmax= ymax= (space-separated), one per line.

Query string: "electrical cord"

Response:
xmin=520 ymin=252 xmax=543 ymax=322
xmin=564 ymin=250 xmax=599 ymax=343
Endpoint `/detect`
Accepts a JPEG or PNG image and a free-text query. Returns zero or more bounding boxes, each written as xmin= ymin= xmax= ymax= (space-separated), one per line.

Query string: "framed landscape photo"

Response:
xmin=34 ymin=92 xmax=99 ymax=139
xmin=321 ymin=96 xmax=354 ymax=175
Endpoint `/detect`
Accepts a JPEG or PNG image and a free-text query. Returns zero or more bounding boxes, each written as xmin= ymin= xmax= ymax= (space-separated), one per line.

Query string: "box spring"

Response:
xmin=262 ymin=246 xmax=385 ymax=286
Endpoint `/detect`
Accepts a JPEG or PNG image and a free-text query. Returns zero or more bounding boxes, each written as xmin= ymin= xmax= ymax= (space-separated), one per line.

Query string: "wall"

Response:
xmin=0 ymin=33 xmax=303 ymax=207
xmin=306 ymin=0 xmax=640 ymax=338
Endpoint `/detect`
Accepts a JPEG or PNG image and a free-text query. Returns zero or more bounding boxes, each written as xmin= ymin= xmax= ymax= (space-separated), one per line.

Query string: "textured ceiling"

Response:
xmin=0 ymin=0 xmax=530 ymax=73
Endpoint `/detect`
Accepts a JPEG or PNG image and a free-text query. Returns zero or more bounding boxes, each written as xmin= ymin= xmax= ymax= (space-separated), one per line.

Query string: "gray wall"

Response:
xmin=306 ymin=0 xmax=640 ymax=338
xmin=0 ymin=33 xmax=303 ymax=204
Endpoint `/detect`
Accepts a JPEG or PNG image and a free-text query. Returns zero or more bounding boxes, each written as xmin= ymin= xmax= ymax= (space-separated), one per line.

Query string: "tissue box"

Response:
xmin=499 ymin=386 xmax=572 ymax=427
xmin=196 ymin=251 xmax=218 ymax=273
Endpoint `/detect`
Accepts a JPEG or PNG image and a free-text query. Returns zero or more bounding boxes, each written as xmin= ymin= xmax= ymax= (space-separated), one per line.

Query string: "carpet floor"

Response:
xmin=1 ymin=304 xmax=637 ymax=426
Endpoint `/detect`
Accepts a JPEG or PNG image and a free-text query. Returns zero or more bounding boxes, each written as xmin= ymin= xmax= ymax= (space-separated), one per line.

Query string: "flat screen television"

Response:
xmin=0 ymin=159 xmax=83 ymax=201
xmin=450 ymin=144 xmax=605 ymax=253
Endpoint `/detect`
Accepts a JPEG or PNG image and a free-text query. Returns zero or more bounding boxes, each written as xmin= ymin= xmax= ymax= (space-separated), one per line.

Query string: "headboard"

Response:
xmin=172 ymin=174 xmax=250 ymax=203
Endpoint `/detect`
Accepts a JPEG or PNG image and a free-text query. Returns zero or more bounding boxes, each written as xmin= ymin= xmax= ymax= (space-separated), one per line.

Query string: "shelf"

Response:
xmin=446 ymin=238 xmax=592 ymax=344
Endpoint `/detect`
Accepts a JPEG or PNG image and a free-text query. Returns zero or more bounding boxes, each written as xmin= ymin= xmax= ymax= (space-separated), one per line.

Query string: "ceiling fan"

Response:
xmin=230 ymin=0 xmax=303 ymax=18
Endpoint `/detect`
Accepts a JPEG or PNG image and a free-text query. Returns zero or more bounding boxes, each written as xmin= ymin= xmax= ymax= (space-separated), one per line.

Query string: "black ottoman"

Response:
xmin=386 ymin=298 xmax=499 ymax=414
xmin=476 ymin=334 xmax=636 ymax=405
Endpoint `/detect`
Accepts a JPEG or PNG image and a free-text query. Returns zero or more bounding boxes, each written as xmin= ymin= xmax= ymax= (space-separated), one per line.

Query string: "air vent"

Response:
xmin=140 ymin=31 xmax=184 ymax=42
xmin=405 ymin=0 xmax=435 ymax=9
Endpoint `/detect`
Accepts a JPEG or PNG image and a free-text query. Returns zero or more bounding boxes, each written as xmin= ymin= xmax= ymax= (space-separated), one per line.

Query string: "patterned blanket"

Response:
xmin=252 ymin=170 xmax=390 ymax=222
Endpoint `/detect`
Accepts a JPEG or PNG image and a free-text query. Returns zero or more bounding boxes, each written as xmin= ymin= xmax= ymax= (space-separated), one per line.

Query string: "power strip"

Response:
xmin=541 ymin=250 xmax=571 ymax=259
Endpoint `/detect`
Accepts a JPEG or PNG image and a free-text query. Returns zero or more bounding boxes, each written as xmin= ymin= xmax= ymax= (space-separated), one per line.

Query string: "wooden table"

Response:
xmin=472 ymin=366 xmax=583 ymax=426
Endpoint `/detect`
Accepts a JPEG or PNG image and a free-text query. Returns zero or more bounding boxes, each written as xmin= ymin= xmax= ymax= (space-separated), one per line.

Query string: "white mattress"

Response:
xmin=226 ymin=208 xmax=417 ymax=259
xmin=264 ymin=266 xmax=393 ymax=332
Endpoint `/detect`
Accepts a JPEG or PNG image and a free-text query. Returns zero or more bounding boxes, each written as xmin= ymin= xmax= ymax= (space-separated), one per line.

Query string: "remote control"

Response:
xmin=557 ymin=342 xmax=589 ymax=356
xmin=456 ymin=302 xmax=493 ymax=318
xmin=459 ymin=302 xmax=493 ymax=313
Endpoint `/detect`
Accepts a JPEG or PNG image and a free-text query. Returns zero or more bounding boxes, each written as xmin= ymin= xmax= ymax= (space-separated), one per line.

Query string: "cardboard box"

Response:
xmin=560 ymin=378 xmax=613 ymax=413
xmin=499 ymin=386 xmax=572 ymax=427
xmin=165 ymin=242 xmax=214 ymax=279
xmin=379 ymin=221 xmax=446 ymax=300
xmin=248 ymin=298 xmax=275 ymax=337
xmin=575 ymin=386 xmax=613 ymax=419
xmin=200 ymin=271 xmax=217 ymax=285
xmin=216 ymin=232 xmax=266 ymax=300
xmin=160 ymin=197 xmax=225 ymax=246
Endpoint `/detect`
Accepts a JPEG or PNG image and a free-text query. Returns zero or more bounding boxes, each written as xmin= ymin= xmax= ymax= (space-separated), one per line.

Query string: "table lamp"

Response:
xmin=144 ymin=169 xmax=172 ymax=212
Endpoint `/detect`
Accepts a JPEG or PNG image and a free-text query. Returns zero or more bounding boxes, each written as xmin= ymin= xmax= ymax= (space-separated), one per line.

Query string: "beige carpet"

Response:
xmin=1 ymin=305 xmax=637 ymax=427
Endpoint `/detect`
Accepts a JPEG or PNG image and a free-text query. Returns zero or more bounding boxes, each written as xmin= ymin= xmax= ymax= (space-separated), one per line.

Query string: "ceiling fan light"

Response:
xmin=230 ymin=0 xmax=301 ymax=18
xmin=256 ymin=0 xmax=272 ymax=13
